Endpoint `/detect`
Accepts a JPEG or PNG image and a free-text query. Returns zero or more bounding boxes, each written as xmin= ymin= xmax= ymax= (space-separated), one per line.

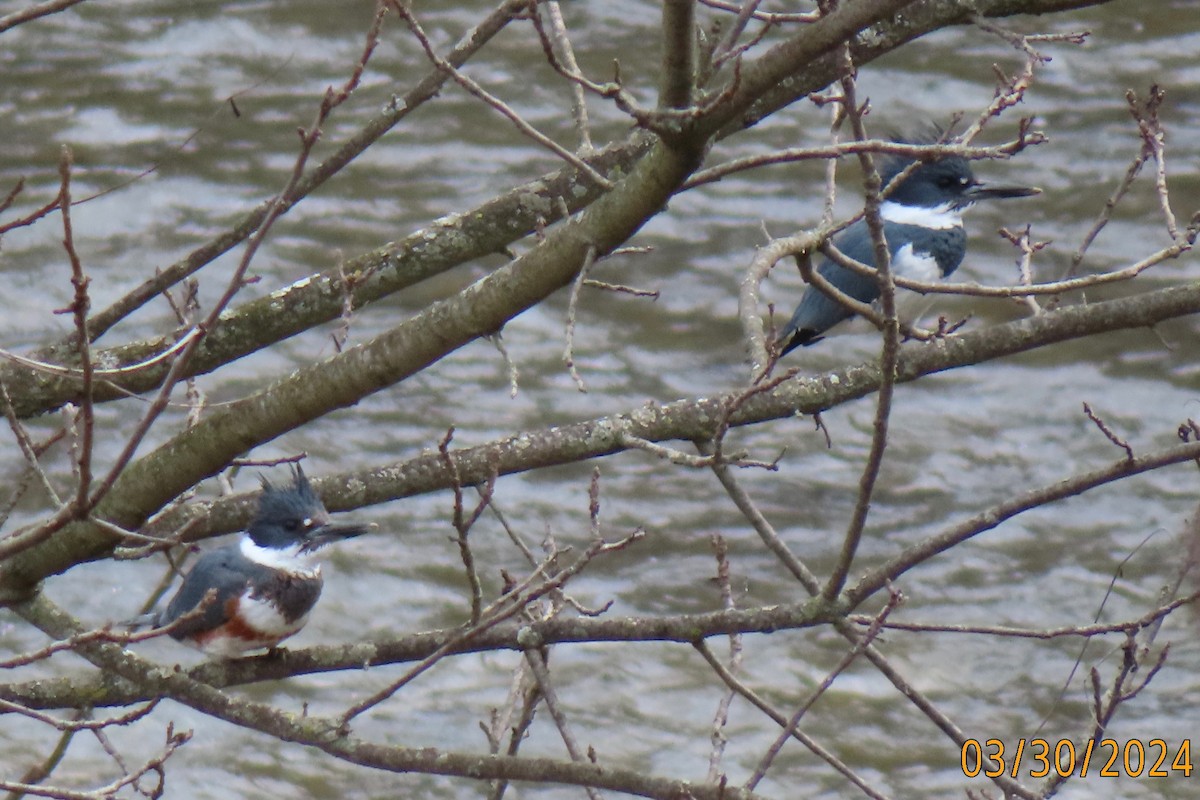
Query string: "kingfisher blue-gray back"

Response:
xmin=776 ymin=145 xmax=1040 ymax=354
xmin=143 ymin=466 xmax=371 ymax=658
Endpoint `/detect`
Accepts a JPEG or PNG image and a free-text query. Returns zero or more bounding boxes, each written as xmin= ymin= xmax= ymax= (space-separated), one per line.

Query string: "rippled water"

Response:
xmin=2 ymin=1 xmax=1199 ymax=798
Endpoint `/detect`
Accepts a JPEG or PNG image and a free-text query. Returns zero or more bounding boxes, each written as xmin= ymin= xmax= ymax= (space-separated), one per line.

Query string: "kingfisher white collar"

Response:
xmin=879 ymin=200 xmax=963 ymax=230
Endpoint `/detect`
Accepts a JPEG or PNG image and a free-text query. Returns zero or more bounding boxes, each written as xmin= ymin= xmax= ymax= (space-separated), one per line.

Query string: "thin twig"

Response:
xmin=485 ymin=493 xmax=539 ymax=568
xmin=55 ymin=146 xmax=95 ymax=515
xmin=711 ymin=0 xmax=763 ymax=66
xmin=440 ymin=428 xmax=494 ymax=624
xmin=822 ymin=54 xmax=897 ymax=602
xmin=0 ymin=177 xmax=26 ymax=217
xmin=0 ymin=328 xmax=201 ymax=380
xmin=3 ymin=723 xmax=74 ymax=800
xmin=525 ymin=0 xmax=729 ymax=137
xmin=581 ymin=279 xmax=659 ymax=299
xmin=1039 ymin=630 xmax=1169 ymax=797
xmin=693 ymin=640 xmax=891 ymax=800
xmin=1127 ymin=85 xmax=1178 ymax=239
xmin=522 ymin=647 xmax=603 ymax=800
xmin=0 ymin=596 xmax=214 ymax=669
xmin=0 ymin=0 xmax=88 ymax=34
xmin=698 ymin=0 xmax=819 ymax=24
xmin=682 ymin=137 xmax=1041 ymax=191
xmin=848 ymin=441 xmax=1200 ymax=606
xmin=487 ymin=332 xmax=521 ymax=399
xmin=564 ymin=245 xmax=598 ymax=392
xmin=620 ymin=433 xmax=719 ymax=467
xmin=0 ymin=380 xmax=64 ymax=509
xmin=483 ymin=658 xmax=540 ymax=800
xmin=392 ymin=1 xmax=613 ymax=190
xmin=0 ymin=726 xmax=189 ymax=800
xmin=542 ymin=2 xmax=594 ymax=155
xmin=1082 ymin=402 xmax=1135 ymax=462
xmin=998 ymin=224 xmax=1047 ymax=316
xmin=698 ymin=440 xmax=819 ymax=593
xmin=850 ymin=590 xmax=1200 ymax=639
xmin=821 ymin=236 xmax=1189 ymax=299
xmin=336 ymin=527 xmax=643 ymax=728
xmin=739 ymin=231 xmax=822 ymax=375
xmin=705 ymin=533 xmax=742 ymax=783
xmin=1061 ymin=141 xmax=1149 ymax=281
xmin=963 ymin=18 xmax=1078 ymax=144
xmin=746 ymin=587 xmax=902 ymax=789
xmin=821 ymin=99 xmax=846 ymax=226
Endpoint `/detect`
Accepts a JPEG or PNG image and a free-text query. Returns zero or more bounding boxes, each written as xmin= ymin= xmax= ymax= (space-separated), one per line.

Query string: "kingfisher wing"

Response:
xmin=779 ymin=220 xmax=884 ymax=350
xmin=161 ymin=545 xmax=257 ymax=638
xmin=779 ymin=219 xmax=953 ymax=352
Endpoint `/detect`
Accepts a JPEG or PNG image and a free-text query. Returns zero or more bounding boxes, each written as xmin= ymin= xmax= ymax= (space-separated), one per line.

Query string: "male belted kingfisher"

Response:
xmin=135 ymin=466 xmax=370 ymax=658
xmin=776 ymin=146 xmax=1039 ymax=354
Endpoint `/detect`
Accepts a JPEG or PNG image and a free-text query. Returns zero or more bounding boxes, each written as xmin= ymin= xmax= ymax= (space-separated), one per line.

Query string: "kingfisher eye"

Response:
xmin=936 ymin=175 xmax=960 ymax=189
xmin=282 ymin=519 xmax=300 ymax=532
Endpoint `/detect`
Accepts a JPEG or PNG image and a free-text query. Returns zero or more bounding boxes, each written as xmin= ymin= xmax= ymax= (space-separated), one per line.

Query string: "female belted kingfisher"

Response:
xmin=136 ymin=466 xmax=371 ymax=658
xmin=776 ymin=147 xmax=1039 ymax=354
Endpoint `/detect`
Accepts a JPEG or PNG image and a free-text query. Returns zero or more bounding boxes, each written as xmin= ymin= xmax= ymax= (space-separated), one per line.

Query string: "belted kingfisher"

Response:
xmin=137 ymin=466 xmax=370 ymax=658
xmin=776 ymin=148 xmax=1039 ymax=353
